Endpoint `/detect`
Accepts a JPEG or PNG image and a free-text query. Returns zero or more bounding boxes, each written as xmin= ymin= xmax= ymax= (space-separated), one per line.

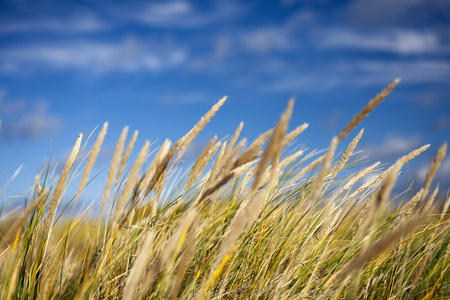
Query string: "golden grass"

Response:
xmin=45 ymin=133 xmax=82 ymax=232
xmin=1 ymin=80 xmax=449 ymax=299
xmin=116 ymin=129 xmax=139 ymax=186
xmin=336 ymin=78 xmax=400 ymax=143
xmin=77 ymin=122 xmax=108 ymax=200
xmin=113 ymin=140 xmax=150 ymax=225
xmin=100 ymin=126 xmax=128 ymax=218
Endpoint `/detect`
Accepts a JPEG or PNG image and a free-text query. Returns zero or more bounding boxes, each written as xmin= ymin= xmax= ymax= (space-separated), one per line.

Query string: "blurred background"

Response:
xmin=0 ymin=0 xmax=449 ymax=207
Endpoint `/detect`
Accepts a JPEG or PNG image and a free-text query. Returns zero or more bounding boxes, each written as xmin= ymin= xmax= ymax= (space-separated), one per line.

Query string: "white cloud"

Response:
xmin=361 ymin=134 xmax=423 ymax=161
xmin=3 ymin=100 xmax=61 ymax=141
xmin=138 ymin=1 xmax=192 ymax=22
xmin=353 ymin=60 xmax=450 ymax=84
xmin=124 ymin=0 xmax=244 ymax=29
xmin=0 ymin=13 xmax=109 ymax=34
xmin=243 ymin=28 xmax=291 ymax=53
xmin=319 ymin=29 xmax=440 ymax=54
xmin=417 ymin=157 xmax=450 ymax=184
xmin=0 ymin=36 xmax=188 ymax=74
xmin=264 ymin=57 xmax=450 ymax=93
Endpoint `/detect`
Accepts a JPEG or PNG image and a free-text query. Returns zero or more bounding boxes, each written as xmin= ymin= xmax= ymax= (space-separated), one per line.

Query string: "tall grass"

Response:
xmin=1 ymin=79 xmax=449 ymax=299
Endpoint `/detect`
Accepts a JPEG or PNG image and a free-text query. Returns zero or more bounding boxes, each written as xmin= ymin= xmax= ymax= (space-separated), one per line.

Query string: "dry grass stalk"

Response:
xmin=113 ymin=140 xmax=150 ymax=225
xmin=199 ymin=159 xmax=255 ymax=206
xmin=406 ymin=243 xmax=434 ymax=298
xmin=160 ymin=208 xmax=197 ymax=267
xmin=440 ymin=196 xmax=450 ymax=221
xmin=357 ymin=164 xmax=401 ymax=242
xmin=373 ymin=162 xmax=400 ymax=211
xmin=329 ymin=129 xmax=364 ymax=184
xmin=249 ymin=149 xmax=303 ymax=191
xmin=304 ymin=211 xmax=343 ymax=298
xmin=220 ymin=138 xmax=247 ymax=175
xmin=115 ymin=129 xmax=139 ymax=185
xmin=392 ymin=188 xmax=424 ymax=230
xmin=6 ymin=251 xmax=22 ymax=299
xmin=100 ymin=126 xmax=128 ymax=218
xmin=204 ymin=172 xmax=279 ymax=297
xmin=237 ymin=150 xmax=263 ymax=183
xmin=175 ymin=96 xmax=227 ymax=162
xmin=422 ymin=142 xmax=447 ymax=201
xmin=1 ymin=191 xmax=49 ymax=249
xmin=335 ymin=162 xmax=381 ymax=197
xmin=76 ymin=122 xmax=108 ymax=199
xmin=291 ymin=155 xmax=325 ymax=183
xmin=45 ymin=134 xmax=83 ymax=232
xmin=138 ymin=207 xmax=199 ymax=299
xmin=282 ymin=123 xmax=309 ymax=148
xmin=138 ymin=139 xmax=171 ymax=198
xmin=301 ymin=207 xmax=342 ymax=297
xmin=185 ymin=136 xmax=217 ymax=190
xmin=154 ymin=166 xmax=166 ymax=201
xmin=145 ymin=139 xmax=183 ymax=196
xmin=349 ymin=144 xmax=430 ymax=199
xmin=144 ymin=98 xmax=228 ymax=197
xmin=197 ymin=172 xmax=235 ymax=205
xmin=35 ymin=174 xmax=43 ymax=195
xmin=169 ymin=217 xmax=199 ymax=300
xmin=223 ymin=121 xmax=244 ymax=162
xmin=122 ymin=229 xmax=155 ymax=300
xmin=145 ymin=97 xmax=227 ymax=197
xmin=252 ymin=98 xmax=294 ymax=193
xmin=202 ymin=101 xmax=294 ymax=295
xmin=281 ymin=149 xmax=305 ymax=169
xmin=309 ymin=137 xmax=338 ymax=203
xmin=186 ymin=140 xmax=221 ymax=191
xmin=337 ymin=78 xmax=400 ymax=143
xmin=230 ymin=129 xmax=273 ymax=171
xmin=205 ymin=141 xmax=226 ymax=188
xmin=332 ymin=216 xmax=426 ymax=283
xmin=193 ymin=136 xmax=217 ymax=171
xmin=423 ymin=185 xmax=439 ymax=213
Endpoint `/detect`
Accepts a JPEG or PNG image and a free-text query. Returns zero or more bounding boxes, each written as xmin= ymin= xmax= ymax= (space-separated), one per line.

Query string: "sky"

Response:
xmin=0 ymin=0 xmax=449 ymax=206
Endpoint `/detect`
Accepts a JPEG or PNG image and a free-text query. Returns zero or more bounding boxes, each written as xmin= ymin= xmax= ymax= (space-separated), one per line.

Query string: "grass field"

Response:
xmin=1 ymin=79 xmax=449 ymax=299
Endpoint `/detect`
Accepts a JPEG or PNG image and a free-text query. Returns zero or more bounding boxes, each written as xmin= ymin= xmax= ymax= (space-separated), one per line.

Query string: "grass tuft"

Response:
xmin=1 ymin=81 xmax=449 ymax=299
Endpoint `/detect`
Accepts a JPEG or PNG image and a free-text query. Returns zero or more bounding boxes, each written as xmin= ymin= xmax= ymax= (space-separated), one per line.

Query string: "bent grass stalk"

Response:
xmin=1 ymin=82 xmax=449 ymax=300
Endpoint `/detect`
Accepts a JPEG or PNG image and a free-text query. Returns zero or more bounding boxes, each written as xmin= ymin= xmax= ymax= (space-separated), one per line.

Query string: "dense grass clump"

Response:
xmin=1 ymin=79 xmax=449 ymax=299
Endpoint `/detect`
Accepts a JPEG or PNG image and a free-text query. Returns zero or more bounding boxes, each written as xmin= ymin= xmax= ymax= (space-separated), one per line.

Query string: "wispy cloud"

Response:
xmin=242 ymin=28 xmax=291 ymax=53
xmin=318 ymin=29 xmax=442 ymax=54
xmin=361 ymin=134 xmax=423 ymax=161
xmin=109 ymin=0 xmax=245 ymax=29
xmin=3 ymin=100 xmax=61 ymax=142
xmin=0 ymin=0 xmax=448 ymax=99
xmin=0 ymin=12 xmax=109 ymax=35
xmin=417 ymin=157 xmax=450 ymax=185
xmin=0 ymin=36 xmax=188 ymax=74
xmin=263 ymin=57 xmax=450 ymax=93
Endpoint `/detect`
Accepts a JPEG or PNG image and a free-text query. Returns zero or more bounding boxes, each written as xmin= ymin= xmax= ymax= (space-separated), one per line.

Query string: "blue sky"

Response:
xmin=0 ymin=0 xmax=449 ymax=203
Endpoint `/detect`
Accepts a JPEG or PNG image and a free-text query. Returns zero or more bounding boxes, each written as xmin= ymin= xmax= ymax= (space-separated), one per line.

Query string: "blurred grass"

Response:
xmin=1 ymin=80 xmax=449 ymax=299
